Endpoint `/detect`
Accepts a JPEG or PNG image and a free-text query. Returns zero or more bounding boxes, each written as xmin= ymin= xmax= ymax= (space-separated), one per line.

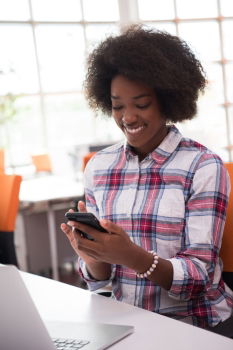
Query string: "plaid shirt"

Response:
xmin=79 ymin=125 xmax=233 ymax=327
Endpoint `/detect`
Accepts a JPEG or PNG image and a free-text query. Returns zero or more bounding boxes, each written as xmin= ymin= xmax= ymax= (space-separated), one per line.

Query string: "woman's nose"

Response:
xmin=122 ymin=107 xmax=138 ymax=124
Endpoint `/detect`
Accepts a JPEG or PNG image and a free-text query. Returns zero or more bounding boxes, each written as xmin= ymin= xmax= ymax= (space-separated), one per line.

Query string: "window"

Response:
xmin=0 ymin=0 xmax=120 ymax=176
xmin=138 ymin=0 xmax=233 ymax=161
xmin=1 ymin=0 xmax=233 ymax=177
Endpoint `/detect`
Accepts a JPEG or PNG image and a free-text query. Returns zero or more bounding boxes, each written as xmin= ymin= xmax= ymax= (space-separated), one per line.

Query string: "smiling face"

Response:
xmin=111 ymin=75 xmax=167 ymax=160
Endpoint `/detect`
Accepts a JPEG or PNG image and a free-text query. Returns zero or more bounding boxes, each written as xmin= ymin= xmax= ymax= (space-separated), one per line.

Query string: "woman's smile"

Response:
xmin=111 ymin=75 xmax=167 ymax=160
xmin=123 ymin=124 xmax=146 ymax=135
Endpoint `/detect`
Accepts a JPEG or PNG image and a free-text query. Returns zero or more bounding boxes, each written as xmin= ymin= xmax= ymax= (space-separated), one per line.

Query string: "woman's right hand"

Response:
xmin=60 ymin=201 xmax=97 ymax=265
xmin=61 ymin=201 xmax=112 ymax=282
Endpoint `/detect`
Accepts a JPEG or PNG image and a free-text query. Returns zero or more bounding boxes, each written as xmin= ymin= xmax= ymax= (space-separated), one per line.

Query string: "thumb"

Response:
xmin=77 ymin=200 xmax=87 ymax=213
xmin=99 ymin=219 xmax=123 ymax=235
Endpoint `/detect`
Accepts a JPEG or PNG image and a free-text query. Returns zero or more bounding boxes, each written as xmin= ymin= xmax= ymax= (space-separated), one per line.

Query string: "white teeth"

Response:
xmin=124 ymin=126 xmax=144 ymax=134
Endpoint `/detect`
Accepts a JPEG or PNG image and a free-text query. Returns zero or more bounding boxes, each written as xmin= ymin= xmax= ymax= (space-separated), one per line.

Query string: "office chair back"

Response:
xmin=0 ymin=174 xmax=22 ymax=265
xmin=82 ymin=152 xmax=96 ymax=171
xmin=220 ymin=162 xmax=233 ymax=290
xmin=0 ymin=148 xmax=5 ymax=174
xmin=31 ymin=154 xmax=52 ymax=173
xmin=206 ymin=163 xmax=233 ymax=338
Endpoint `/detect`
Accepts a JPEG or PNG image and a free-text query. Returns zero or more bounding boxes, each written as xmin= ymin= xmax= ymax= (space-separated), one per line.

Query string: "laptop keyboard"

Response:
xmin=53 ymin=337 xmax=90 ymax=349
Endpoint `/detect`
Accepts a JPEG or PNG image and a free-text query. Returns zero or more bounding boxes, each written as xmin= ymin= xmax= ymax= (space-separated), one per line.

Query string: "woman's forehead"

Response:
xmin=111 ymin=75 xmax=154 ymax=99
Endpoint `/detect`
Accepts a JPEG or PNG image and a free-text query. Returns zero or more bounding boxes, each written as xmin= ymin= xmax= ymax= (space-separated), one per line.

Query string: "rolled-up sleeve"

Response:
xmin=78 ymin=257 xmax=116 ymax=291
xmin=168 ymin=156 xmax=230 ymax=301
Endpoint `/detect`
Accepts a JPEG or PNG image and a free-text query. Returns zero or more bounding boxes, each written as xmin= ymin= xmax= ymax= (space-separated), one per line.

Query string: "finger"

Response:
xmin=74 ymin=222 xmax=108 ymax=241
xmin=99 ymin=219 xmax=123 ymax=235
xmin=77 ymin=200 xmax=87 ymax=213
xmin=72 ymin=222 xmax=112 ymax=245
xmin=73 ymin=228 xmax=101 ymax=254
xmin=61 ymin=224 xmax=78 ymax=249
xmin=73 ymin=239 xmax=99 ymax=260
xmin=60 ymin=223 xmax=72 ymax=236
xmin=61 ymin=223 xmax=79 ymax=245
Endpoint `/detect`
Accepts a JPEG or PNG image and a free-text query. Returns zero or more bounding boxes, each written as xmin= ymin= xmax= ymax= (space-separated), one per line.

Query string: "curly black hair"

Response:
xmin=84 ymin=25 xmax=206 ymax=122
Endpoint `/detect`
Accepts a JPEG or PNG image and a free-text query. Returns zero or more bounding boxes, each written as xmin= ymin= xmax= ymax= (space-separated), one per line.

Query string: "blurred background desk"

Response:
xmin=16 ymin=175 xmax=84 ymax=282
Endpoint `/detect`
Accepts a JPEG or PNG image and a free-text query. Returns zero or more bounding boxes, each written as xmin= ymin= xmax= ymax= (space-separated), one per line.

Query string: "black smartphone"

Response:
xmin=65 ymin=212 xmax=107 ymax=240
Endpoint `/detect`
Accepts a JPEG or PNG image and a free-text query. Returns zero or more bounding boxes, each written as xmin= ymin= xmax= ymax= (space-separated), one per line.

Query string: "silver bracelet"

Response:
xmin=136 ymin=251 xmax=159 ymax=278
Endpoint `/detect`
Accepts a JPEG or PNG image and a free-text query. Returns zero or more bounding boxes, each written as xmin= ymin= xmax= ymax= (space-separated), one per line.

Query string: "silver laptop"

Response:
xmin=0 ymin=265 xmax=134 ymax=350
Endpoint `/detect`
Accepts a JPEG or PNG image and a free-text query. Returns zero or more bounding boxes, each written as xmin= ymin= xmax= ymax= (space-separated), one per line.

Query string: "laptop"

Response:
xmin=0 ymin=265 xmax=134 ymax=350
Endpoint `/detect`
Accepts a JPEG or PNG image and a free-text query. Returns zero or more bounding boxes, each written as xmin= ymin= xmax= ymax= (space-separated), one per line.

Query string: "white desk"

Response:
xmin=18 ymin=175 xmax=84 ymax=279
xmin=21 ymin=271 xmax=233 ymax=350
xmin=19 ymin=175 xmax=84 ymax=203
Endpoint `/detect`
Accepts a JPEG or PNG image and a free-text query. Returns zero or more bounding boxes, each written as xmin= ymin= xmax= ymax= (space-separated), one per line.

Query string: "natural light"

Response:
xmin=0 ymin=0 xmax=233 ymax=177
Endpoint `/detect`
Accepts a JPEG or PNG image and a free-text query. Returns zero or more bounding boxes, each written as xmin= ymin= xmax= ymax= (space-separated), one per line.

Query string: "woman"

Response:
xmin=61 ymin=25 xmax=233 ymax=328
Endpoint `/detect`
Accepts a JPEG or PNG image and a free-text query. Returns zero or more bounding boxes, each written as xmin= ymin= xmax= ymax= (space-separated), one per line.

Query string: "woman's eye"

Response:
xmin=112 ymin=106 xmax=123 ymax=111
xmin=136 ymin=103 xmax=150 ymax=109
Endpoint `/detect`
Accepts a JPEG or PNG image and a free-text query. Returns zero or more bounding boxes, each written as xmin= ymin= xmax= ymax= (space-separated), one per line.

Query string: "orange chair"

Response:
xmin=82 ymin=152 xmax=96 ymax=171
xmin=0 ymin=174 xmax=22 ymax=265
xmin=210 ymin=162 xmax=233 ymax=338
xmin=0 ymin=148 xmax=5 ymax=173
xmin=204 ymin=164 xmax=233 ymax=338
xmin=220 ymin=162 xmax=233 ymax=290
xmin=31 ymin=154 xmax=52 ymax=174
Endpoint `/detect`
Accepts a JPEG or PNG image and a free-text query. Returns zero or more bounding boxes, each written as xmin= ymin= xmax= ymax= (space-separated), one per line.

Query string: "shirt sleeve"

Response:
xmin=78 ymin=257 xmax=116 ymax=291
xmin=168 ymin=155 xmax=230 ymax=301
xmin=77 ymin=156 xmax=116 ymax=290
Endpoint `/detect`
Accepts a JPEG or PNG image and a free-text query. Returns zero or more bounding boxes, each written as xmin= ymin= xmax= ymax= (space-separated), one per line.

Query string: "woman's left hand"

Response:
xmin=69 ymin=218 xmax=138 ymax=267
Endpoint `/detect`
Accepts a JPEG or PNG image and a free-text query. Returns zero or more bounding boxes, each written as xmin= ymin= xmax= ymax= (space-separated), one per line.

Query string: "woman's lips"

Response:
xmin=123 ymin=125 xmax=145 ymax=135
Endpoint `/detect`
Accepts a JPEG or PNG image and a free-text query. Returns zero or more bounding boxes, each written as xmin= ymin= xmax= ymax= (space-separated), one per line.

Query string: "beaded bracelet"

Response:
xmin=136 ymin=251 xmax=159 ymax=278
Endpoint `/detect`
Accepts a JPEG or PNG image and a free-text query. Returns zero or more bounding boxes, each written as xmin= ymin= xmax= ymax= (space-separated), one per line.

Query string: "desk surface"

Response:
xmin=19 ymin=175 xmax=84 ymax=203
xmin=21 ymin=271 xmax=233 ymax=350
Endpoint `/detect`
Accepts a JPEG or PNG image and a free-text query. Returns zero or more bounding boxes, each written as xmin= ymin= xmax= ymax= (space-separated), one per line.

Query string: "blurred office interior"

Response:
xmin=1 ymin=0 xmax=233 ymax=285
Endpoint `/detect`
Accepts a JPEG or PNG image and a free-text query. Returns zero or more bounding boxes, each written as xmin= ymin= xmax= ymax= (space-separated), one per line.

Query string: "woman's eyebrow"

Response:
xmin=133 ymin=94 xmax=151 ymax=100
xmin=111 ymin=94 xmax=151 ymax=100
